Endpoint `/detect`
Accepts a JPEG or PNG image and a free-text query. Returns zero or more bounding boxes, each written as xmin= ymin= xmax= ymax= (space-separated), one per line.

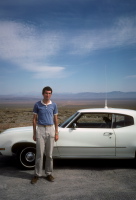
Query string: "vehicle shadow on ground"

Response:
xmin=53 ymin=158 xmax=136 ymax=170
xmin=0 ymin=155 xmax=135 ymax=180
xmin=0 ymin=155 xmax=32 ymax=180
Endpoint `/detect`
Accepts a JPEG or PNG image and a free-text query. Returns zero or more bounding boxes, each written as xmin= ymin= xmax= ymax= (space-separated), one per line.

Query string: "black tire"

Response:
xmin=18 ymin=146 xmax=36 ymax=169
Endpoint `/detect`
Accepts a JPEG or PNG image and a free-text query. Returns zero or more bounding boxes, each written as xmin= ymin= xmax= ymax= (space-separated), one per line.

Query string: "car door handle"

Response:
xmin=103 ymin=132 xmax=113 ymax=136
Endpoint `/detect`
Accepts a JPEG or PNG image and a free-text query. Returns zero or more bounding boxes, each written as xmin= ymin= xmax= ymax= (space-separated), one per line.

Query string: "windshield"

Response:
xmin=59 ymin=112 xmax=79 ymax=128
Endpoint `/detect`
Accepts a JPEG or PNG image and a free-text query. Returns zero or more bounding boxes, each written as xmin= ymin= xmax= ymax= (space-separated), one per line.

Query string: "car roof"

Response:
xmin=78 ymin=107 xmax=136 ymax=116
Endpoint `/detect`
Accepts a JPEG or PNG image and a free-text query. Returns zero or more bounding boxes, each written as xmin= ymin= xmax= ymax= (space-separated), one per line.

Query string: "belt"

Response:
xmin=38 ymin=124 xmax=53 ymax=127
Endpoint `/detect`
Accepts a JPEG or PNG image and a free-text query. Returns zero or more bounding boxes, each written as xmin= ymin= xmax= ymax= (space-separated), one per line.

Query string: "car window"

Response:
xmin=60 ymin=112 xmax=80 ymax=128
xmin=72 ymin=113 xmax=112 ymax=128
xmin=112 ymin=114 xmax=134 ymax=128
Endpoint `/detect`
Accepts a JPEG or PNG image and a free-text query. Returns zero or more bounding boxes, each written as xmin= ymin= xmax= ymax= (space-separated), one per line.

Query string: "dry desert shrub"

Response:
xmin=0 ymin=108 xmax=33 ymax=133
xmin=0 ymin=106 xmax=77 ymax=133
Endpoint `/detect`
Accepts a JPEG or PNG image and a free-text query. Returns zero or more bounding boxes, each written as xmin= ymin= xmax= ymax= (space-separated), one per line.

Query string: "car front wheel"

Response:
xmin=18 ymin=146 xmax=36 ymax=169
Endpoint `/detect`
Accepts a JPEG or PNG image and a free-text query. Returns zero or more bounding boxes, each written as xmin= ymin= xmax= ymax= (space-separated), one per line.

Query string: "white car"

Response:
xmin=0 ymin=107 xmax=136 ymax=169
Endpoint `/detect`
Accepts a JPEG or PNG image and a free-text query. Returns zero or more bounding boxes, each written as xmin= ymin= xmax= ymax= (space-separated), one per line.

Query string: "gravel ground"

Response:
xmin=0 ymin=156 xmax=136 ymax=200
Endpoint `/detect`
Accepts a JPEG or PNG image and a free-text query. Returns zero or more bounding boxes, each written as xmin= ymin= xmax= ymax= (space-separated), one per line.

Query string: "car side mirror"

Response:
xmin=73 ymin=123 xmax=77 ymax=129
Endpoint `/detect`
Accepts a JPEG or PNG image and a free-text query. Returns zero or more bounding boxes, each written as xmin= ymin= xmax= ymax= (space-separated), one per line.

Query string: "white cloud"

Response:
xmin=69 ymin=17 xmax=136 ymax=54
xmin=24 ymin=64 xmax=65 ymax=78
xmin=24 ymin=65 xmax=64 ymax=72
xmin=0 ymin=20 xmax=64 ymax=78
xmin=125 ymin=75 xmax=136 ymax=79
xmin=0 ymin=16 xmax=136 ymax=78
xmin=0 ymin=21 xmax=62 ymax=59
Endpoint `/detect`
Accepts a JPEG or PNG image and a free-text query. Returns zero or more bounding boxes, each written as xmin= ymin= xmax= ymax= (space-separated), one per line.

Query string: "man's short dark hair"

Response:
xmin=42 ymin=86 xmax=53 ymax=95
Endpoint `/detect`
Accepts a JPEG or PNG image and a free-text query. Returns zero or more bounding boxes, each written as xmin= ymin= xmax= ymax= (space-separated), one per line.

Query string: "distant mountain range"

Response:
xmin=53 ymin=91 xmax=136 ymax=99
xmin=0 ymin=91 xmax=136 ymax=100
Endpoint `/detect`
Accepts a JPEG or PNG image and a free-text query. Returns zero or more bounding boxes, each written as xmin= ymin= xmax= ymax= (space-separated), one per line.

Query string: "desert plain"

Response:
xmin=0 ymin=98 xmax=136 ymax=133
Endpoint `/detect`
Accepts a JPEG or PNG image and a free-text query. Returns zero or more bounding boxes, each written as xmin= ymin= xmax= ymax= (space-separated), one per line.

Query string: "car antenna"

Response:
xmin=105 ymin=99 xmax=108 ymax=108
xmin=105 ymin=65 xmax=108 ymax=108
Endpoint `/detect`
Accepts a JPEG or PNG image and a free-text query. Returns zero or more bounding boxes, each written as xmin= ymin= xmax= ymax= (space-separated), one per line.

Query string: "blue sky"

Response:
xmin=0 ymin=0 xmax=136 ymax=95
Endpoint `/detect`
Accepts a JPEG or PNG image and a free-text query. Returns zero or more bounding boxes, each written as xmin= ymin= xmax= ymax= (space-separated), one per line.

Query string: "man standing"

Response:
xmin=31 ymin=86 xmax=59 ymax=184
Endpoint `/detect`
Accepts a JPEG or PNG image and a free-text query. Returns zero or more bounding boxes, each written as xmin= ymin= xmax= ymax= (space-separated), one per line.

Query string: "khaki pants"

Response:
xmin=34 ymin=125 xmax=55 ymax=177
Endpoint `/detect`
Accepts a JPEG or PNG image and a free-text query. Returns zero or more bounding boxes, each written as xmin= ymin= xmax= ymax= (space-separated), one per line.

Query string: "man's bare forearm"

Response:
xmin=33 ymin=114 xmax=37 ymax=141
xmin=54 ymin=115 xmax=58 ymax=133
xmin=54 ymin=115 xmax=59 ymax=141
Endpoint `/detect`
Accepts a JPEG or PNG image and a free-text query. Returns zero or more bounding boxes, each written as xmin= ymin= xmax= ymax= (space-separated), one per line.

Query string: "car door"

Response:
xmin=112 ymin=114 xmax=135 ymax=157
xmin=57 ymin=113 xmax=116 ymax=157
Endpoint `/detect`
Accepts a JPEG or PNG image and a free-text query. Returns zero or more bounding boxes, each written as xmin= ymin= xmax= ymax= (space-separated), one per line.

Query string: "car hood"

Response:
xmin=1 ymin=126 xmax=33 ymax=134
